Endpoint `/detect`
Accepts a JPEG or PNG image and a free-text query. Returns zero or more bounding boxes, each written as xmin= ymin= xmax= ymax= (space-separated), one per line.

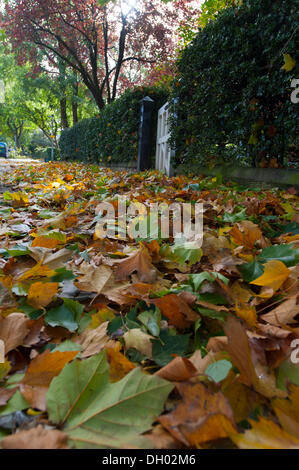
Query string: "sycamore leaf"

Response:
xmin=46 ymin=351 xmax=173 ymax=449
xmin=0 ymin=313 xmax=29 ymax=353
xmin=1 ymin=425 xmax=69 ymax=449
xmin=230 ymin=417 xmax=299 ymax=449
xmin=115 ymin=248 xmax=157 ymax=283
xmin=205 ymin=359 xmax=233 ymax=383
xmin=281 ymin=53 xmax=296 ymax=72
xmin=250 ymin=260 xmax=290 ymax=291
xmin=258 ymin=244 xmax=299 ymax=267
xmin=123 ymin=328 xmax=153 ymax=358
xmin=20 ymin=350 xmax=78 ymax=410
xmin=159 ymin=382 xmax=237 ymax=446
xmin=151 ymin=294 xmax=199 ymax=329
xmin=27 ymin=282 xmax=59 ymax=309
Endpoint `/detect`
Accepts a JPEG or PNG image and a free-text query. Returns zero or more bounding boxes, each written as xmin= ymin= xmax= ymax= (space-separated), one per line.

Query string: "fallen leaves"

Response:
xmin=250 ymin=259 xmax=290 ymax=292
xmin=1 ymin=425 xmax=69 ymax=449
xmin=0 ymin=313 xmax=29 ymax=353
xmin=151 ymin=294 xmax=199 ymax=329
xmin=0 ymin=161 xmax=299 ymax=449
xmin=20 ymin=349 xmax=78 ymax=410
xmin=159 ymin=382 xmax=237 ymax=446
xmin=115 ymin=247 xmax=157 ymax=283
xmin=27 ymin=282 xmax=59 ymax=308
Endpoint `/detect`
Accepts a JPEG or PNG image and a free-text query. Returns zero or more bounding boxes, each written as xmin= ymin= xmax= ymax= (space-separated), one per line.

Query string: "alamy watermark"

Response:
xmin=94 ymin=199 xmax=203 ymax=242
xmin=291 ymin=78 xmax=299 ymax=104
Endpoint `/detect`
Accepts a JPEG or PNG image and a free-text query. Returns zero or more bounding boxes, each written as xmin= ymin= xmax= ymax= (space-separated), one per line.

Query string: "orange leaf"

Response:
xmin=151 ymin=294 xmax=199 ymax=329
xmin=20 ymin=349 xmax=77 ymax=410
xmin=27 ymin=282 xmax=59 ymax=308
xmin=105 ymin=347 xmax=136 ymax=382
xmin=32 ymin=236 xmax=61 ymax=249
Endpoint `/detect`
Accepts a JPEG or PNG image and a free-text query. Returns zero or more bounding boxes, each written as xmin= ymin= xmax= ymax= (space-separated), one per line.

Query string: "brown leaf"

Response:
xmin=260 ymin=297 xmax=299 ymax=326
xmin=75 ymin=263 xmax=112 ymax=294
xmin=224 ymin=314 xmax=258 ymax=387
xmin=159 ymin=382 xmax=237 ymax=446
xmin=145 ymin=425 xmax=181 ymax=449
xmin=155 ymin=356 xmax=198 ymax=382
xmin=0 ymin=387 xmax=18 ymax=406
xmin=230 ymin=221 xmax=262 ymax=250
xmin=151 ymin=294 xmax=199 ymax=329
xmin=115 ymin=248 xmax=157 ymax=283
xmin=0 ymin=313 xmax=29 ymax=353
xmin=1 ymin=425 xmax=69 ymax=449
xmin=73 ymin=322 xmax=116 ymax=358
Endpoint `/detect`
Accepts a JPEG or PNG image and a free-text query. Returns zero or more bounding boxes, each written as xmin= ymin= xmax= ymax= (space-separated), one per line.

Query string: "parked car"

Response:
xmin=0 ymin=142 xmax=8 ymax=158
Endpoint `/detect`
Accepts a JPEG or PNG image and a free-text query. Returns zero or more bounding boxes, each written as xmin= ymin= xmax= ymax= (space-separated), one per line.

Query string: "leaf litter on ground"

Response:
xmin=0 ymin=159 xmax=298 ymax=448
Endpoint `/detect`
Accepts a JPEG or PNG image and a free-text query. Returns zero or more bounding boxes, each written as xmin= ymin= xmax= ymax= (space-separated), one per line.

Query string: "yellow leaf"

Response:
xmin=281 ymin=53 xmax=296 ymax=72
xmin=27 ymin=282 xmax=59 ymax=309
xmin=250 ymin=260 xmax=290 ymax=292
xmin=230 ymin=417 xmax=299 ymax=449
xmin=18 ymin=263 xmax=56 ymax=281
xmin=235 ymin=302 xmax=257 ymax=327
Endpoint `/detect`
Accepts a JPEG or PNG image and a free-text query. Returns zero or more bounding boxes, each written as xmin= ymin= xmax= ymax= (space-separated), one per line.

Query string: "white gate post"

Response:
xmin=155 ymin=102 xmax=174 ymax=176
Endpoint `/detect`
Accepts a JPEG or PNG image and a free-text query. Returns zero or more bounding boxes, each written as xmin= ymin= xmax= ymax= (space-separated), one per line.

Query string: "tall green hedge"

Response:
xmin=59 ymin=86 xmax=168 ymax=165
xmin=170 ymin=0 xmax=299 ymax=168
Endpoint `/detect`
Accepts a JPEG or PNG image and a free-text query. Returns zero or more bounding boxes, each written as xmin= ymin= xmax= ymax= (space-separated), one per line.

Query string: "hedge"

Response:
xmin=169 ymin=0 xmax=299 ymax=168
xmin=59 ymin=86 xmax=168 ymax=165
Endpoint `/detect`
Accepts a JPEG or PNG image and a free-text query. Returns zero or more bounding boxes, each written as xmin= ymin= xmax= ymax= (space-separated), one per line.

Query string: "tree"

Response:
xmin=3 ymin=0 xmax=200 ymax=111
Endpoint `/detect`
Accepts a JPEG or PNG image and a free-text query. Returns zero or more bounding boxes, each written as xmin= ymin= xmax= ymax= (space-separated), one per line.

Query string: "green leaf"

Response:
xmin=44 ymin=301 xmax=79 ymax=332
xmin=152 ymin=330 xmax=190 ymax=366
xmin=7 ymin=244 xmax=30 ymax=257
xmin=50 ymin=267 xmax=76 ymax=282
xmin=238 ymin=260 xmax=264 ymax=283
xmin=52 ymin=341 xmax=82 ymax=353
xmin=205 ymin=359 xmax=232 ymax=383
xmin=190 ymin=271 xmax=229 ymax=291
xmin=0 ymin=391 xmax=29 ymax=416
xmin=222 ymin=209 xmax=247 ymax=224
xmin=196 ymin=307 xmax=227 ymax=321
xmin=277 ymin=359 xmax=299 ymax=391
xmin=46 ymin=351 xmax=173 ymax=449
xmin=171 ymin=240 xmax=202 ymax=266
xmin=138 ymin=309 xmax=161 ymax=337
xmin=258 ymin=244 xmax=299 ymax=267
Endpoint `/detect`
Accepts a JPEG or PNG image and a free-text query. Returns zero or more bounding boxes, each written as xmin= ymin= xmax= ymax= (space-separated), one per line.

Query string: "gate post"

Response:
xmin=137 ymin=96 xmax=154 ymax=171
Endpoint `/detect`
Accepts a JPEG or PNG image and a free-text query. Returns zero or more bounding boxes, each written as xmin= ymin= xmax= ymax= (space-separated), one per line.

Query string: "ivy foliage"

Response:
xmin=59 ymin=86 xmax=168 ymax=164
xmin=170 ymin=0 xmax=299 ymax=168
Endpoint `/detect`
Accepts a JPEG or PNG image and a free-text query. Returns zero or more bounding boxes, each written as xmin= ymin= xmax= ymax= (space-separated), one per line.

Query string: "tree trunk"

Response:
xmin=60 ymin=98 xmax=69 ymax=129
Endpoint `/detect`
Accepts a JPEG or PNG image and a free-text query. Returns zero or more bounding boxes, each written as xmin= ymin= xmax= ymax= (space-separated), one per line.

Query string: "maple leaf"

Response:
xmin=115 ymin=247 xmax=157 ymax=283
